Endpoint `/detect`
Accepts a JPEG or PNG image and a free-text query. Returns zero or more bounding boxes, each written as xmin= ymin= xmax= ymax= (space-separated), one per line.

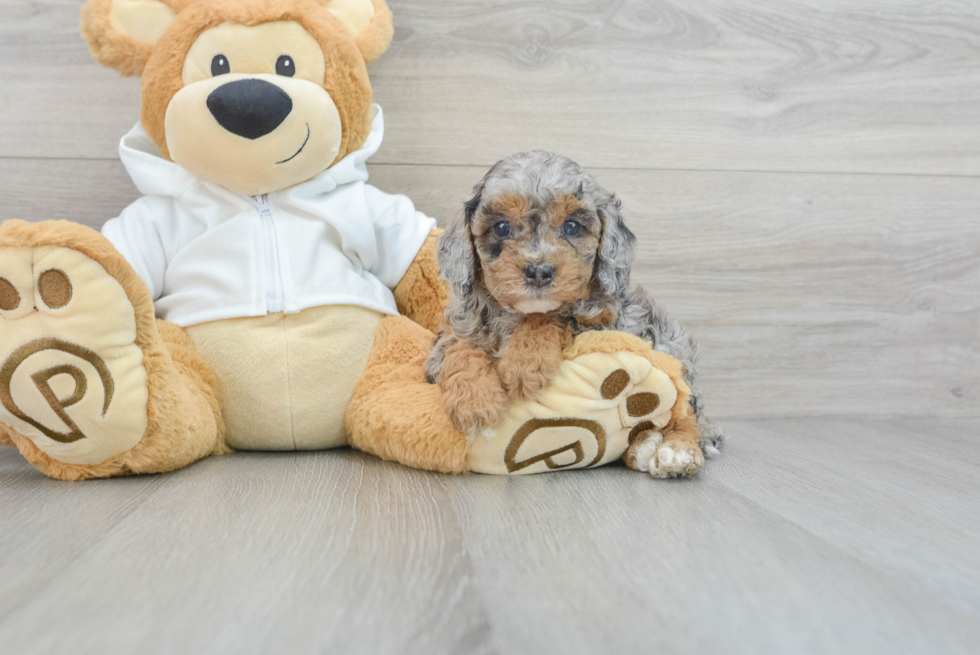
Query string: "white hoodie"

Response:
xmin=102 ymin=105 xmax=436 ymax=328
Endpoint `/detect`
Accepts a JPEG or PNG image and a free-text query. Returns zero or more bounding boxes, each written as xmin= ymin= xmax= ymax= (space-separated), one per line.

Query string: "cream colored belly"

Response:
xmin=185 ymin=305 xmax=382 ymax=451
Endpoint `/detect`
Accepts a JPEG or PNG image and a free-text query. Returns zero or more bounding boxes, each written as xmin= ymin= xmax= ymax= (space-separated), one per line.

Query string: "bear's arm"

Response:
xmin=393 ymin=229 xmax=447 ymax=334
xmin=363 ymin=184 xmax=446 ymax=332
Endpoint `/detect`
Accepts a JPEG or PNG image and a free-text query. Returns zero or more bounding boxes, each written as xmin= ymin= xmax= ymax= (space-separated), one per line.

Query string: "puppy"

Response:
xmin=426 ymin=151 xmax=723 ymax=471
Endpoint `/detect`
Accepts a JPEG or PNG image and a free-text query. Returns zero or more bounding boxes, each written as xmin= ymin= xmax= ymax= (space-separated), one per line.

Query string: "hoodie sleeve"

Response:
xmin=100 ymin=195 xmax=179 ymax=302
xmin=363 ymin=184 xmax=438 ymax=289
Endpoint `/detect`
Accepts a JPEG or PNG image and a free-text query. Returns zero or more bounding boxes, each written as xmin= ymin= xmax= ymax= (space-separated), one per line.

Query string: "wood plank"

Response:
xmin=442 ymin=444 xmax=980 ymax=654
xmin=0 ymin=449 xmax=495 ymax=654
xmin=2 ymin=0 xmax=980 ymax=174
xmin=3 ymin=159 xmax=977 ymax=418
xmin=712 ymin=418 xmax=980 ymax=614
xmin=0 ymin=158 xmax=139 ymax=229
xmin=0 ymin=449 xmax=169 ymax=620
xmin=1 ymin=418 xmax=979 ymax=654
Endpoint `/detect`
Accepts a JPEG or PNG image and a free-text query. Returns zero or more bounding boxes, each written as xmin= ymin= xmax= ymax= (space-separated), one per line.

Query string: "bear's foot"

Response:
xmin=0 ymin=220 xmax=222 ymax=480
xmin=467 ymin=331 xmax=704 ymax=476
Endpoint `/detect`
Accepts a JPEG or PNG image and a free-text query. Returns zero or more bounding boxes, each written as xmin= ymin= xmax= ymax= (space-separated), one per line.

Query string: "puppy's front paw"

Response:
xmin=497 ymin=315 xmax=571 ymax=401
xmin=647 ymin=440 xmax=704 ymax=478
xmin=444 ymin=381 xmax=508 ymax=435
xmin=439 ymin=343 xmax=509 ymax=435
xmin=497 ymin=349 xmax=562 ymax=401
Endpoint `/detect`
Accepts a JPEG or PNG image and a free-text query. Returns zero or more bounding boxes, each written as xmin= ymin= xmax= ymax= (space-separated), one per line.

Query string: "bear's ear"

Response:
xmin=80 ymin=0 xmax=177 ymax=77
xmin=321 ymin=0 xmax=393 ymax=64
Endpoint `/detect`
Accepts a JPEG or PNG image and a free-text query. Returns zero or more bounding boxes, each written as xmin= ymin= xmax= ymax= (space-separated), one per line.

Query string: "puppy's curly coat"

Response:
xmin=426 ymin=151 xmax=723 ymax=461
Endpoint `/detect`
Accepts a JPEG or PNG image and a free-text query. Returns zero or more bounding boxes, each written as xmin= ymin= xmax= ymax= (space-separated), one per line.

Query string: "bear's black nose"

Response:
xmin=206 ymin=79 xmax=292 ymax=140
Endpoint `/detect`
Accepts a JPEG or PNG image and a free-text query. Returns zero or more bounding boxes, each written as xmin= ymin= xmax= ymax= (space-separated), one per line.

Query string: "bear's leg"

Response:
xmin=0 ymin=220 xmax=225 ymax=480
xmin=346 ymin=316 xmax=468 ymax=474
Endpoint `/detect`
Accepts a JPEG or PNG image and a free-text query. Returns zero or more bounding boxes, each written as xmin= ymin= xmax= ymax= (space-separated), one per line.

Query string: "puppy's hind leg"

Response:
xmin=620 ymin=287 xmax=724 ymax=453
xmin=625 ymin=412 xmax=704 ymax=479
xmin=689 ymin=392 xmax=724 ymax=456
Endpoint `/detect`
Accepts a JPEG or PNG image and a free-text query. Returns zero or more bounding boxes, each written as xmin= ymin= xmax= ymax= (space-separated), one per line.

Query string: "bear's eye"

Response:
xmin=492 ymin=221 xmax=512 ymax=238
xmin=276 ymin=55 xmax=296 ymax=77
xmin=211 ymin=54 xmax=230 ymax=76
xmin=562 ymin=219 xmax=583 ymax=237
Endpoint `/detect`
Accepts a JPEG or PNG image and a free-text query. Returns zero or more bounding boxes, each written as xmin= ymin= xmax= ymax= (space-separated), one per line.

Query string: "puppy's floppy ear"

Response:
xmin=438 ymin=180 xmax=484 ymax=295
xmin=319 ymin=0 xmax=394 ymax=64
xmin=81 ymin=0 xmax=177 ymax=76
xmin=594 ymin=190 xmax=636 ymax=296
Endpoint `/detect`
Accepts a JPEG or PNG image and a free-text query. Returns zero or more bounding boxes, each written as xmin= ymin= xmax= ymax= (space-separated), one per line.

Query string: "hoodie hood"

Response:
xmin=118 ymin=104 xmax=386 ymax=199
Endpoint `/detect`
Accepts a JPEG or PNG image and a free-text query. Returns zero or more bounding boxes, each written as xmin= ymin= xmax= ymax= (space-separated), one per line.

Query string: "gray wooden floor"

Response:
xmin=1 ymin=0 xmax=979 ymax=653
xmin=1 ymin=418 xmax=979 ymax=654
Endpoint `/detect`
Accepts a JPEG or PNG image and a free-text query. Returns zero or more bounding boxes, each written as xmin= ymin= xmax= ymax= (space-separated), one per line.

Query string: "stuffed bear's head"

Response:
xmin=81 ymin=0 xmax=393 ymax=195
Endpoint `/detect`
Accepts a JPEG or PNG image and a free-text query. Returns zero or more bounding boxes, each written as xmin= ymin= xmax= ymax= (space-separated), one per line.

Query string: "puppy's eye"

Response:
xmin=211 ymin=54 xmax=230 ymax=76
xmin=563 ymin=219 xmax=583 ymax=237
xmin=492 ymin=221 xmax=512 ymax=238
xmin=276 ymin=55 xmax=296 ymax=77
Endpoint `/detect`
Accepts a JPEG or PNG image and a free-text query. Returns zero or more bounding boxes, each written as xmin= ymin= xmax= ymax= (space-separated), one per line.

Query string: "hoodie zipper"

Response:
xmin=255 ymin=194 xmax=285 ymax=313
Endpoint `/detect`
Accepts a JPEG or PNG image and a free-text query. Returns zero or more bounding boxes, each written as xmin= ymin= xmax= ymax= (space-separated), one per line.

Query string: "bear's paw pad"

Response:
xmin=467 ymin=351 xmax=679 ymax=475
xmin=0 ymin=246 xmax=148 ymax=465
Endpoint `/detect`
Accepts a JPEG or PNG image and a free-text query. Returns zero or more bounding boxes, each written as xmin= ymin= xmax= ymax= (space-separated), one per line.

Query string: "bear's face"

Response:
xmin=167 ymin=21 xmax=340 ymax=193
xmin=82 ymin=0 xmax=393 ymax=196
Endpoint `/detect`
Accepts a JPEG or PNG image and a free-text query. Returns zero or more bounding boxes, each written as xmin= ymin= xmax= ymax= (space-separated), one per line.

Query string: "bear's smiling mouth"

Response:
xmin=275 ymin=124 xmax=310 ymax=164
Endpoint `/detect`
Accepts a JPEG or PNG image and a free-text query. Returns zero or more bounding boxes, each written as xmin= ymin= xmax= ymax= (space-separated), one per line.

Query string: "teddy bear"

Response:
xmin=0 ymin=0 xmax=705 ymax=480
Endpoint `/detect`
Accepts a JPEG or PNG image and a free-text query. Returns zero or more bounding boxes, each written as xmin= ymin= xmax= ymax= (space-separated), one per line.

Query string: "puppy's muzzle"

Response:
xmin=523 ymin=263 xmax=556 ymax=289
xmin=207 ymin=79 xmax=293 ymax=140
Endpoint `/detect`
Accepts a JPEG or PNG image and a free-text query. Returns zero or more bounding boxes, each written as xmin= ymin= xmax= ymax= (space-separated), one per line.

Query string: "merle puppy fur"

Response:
xmin=426 ymin=151 xmax=723 ymax=453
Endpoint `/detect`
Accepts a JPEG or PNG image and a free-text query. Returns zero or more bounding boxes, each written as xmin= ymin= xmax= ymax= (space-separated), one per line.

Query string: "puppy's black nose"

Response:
xmin=523 ymin=263 xmax=556 ymax=288
xmin=207 ymin=79 xmax=292 ymax=140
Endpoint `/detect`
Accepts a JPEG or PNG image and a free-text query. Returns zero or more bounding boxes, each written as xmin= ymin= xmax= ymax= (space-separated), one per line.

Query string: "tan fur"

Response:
xmin=143 ymin=0 xmax=376 ymax=164
xmin=154 ymin=319 xmax=230 ymax=457
xmin=81 ymin=0 xmax=392 ymax=166
xmin=0 ymin=220 xmax=225 ymax=480
xmin=80 ymin=0 xmax=181 ymax=77
xmin=351 ymin=0 xmax=393 ymax=64
xmin=165 ymin=20 xmax=343 ymax=195
xmin=393 ymin=229 xmax=448 ymax=335
xmin=547 ymin=242 xmax=595 ymax=307
xmin=439 ymin=339 xmax=509 ymax=433
xmin=478 ymin=244 xmax=530 ymax=311
xmin=547 ymin=193 xmax=586 ymax=228
xmin=575 ymin=308 xmax=616 ymax=328
xmin=497 ymin=315 xmax=573 ymax=401
xmin=186 ymin=305 xmax=380 ymax=451
xmin=486 ymin=192 xmax=529 ymax=223
xmin=472 ymin=192 xmax=597 ymax=312
xmin=346 ymin=316 xmax=468 ymax=474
